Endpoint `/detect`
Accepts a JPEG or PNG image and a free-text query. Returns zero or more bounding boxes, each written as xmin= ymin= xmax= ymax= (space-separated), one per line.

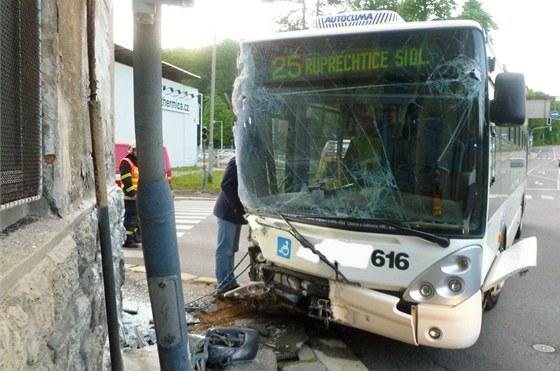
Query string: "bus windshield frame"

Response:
xmin=233 ymin=26 xmax=488 ymax=237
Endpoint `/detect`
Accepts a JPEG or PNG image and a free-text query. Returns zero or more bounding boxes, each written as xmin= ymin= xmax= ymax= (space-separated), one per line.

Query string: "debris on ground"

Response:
xmin=119 ymin=269 xmax=347 ymax=370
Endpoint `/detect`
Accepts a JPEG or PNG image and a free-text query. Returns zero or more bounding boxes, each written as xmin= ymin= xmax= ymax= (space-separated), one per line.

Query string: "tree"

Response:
xmin=347 ymin=0 xmax=455 ymax=21
xmin=527 ymin=88 xmax=551 ymax=99
xmin=402 ymin=0 xmax=454 ymax=21
xmin=347 ymin=0 xmax=399 ymax=11
xmin=262 ymin=0 xmax=346 ymax=31
xmin=163 ymin=39 xmax=239 ymax=149
xmin=454 ymin=0 xmax=497 ymax=35
xmin=258 ymin=1 xmax=496 ymax=35
xmin=346 ymin=0 xmax=497 ymax=35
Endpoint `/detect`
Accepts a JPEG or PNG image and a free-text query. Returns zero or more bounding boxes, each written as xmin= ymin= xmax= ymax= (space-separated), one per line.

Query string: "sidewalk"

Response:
xmin=117 ymin=265 xmax=368 ymax=371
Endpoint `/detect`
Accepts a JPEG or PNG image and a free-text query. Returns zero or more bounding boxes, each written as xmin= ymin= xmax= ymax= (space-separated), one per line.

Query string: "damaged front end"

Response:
xmin=246 ymin=242 xmax=486 ymax=349
xmin=248 ymin=244 xmax=332 ymax=321
xmin=246 ymin=244 xmax=416 ymax=342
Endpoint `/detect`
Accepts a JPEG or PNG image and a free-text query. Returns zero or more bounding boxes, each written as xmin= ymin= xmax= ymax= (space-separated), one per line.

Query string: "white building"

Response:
xmin=114 ymin=44 xmax=201 ymax=167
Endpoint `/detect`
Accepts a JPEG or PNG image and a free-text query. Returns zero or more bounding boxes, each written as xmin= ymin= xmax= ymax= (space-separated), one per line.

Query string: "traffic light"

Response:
xmin=202 ymin=126 xmax=208 ymax=141
xmin=546 ymin=117 xmax=551 ymax=126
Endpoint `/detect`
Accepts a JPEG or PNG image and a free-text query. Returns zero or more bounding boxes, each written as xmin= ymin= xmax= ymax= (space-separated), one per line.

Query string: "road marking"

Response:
xmin=124 ymin=200 xmax=215 ymax=258
xmin=525 ymin=194 xmax=555 ymax=200
xmin=175 ymin=218 xmax=203 ymax=224
xmin=123 ymin=248 xmax=143 ymax=258
xmin=176 ymin=225 xmax=194 ymax=230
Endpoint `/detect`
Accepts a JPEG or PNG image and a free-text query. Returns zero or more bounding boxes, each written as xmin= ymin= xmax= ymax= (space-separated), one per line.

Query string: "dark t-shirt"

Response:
xmin=213 ymin=157 xmax=247 ymax=225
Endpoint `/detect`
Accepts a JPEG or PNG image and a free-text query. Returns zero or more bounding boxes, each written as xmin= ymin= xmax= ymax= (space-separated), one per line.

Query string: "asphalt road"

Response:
xmin=122 ymin=195 xmax=251 ymax=286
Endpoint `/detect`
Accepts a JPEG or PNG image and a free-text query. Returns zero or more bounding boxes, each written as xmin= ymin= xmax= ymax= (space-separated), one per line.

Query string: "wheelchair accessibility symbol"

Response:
xmin=277 ymin=237 xmax=291 ymax=259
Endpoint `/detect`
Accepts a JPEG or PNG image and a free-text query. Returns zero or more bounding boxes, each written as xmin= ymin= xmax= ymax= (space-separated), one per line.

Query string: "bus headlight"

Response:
xmin=448 ymin=278 xmax=463 ymax=293
xmin=403 ymin=245 xmax=482 ymax=306
xmin=419 ymin=283 xmax=434 ymax=298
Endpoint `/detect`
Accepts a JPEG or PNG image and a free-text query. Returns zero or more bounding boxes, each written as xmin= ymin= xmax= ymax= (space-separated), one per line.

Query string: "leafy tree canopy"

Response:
xmin=262 ymin=0 xmax=346 ymax=31
xmin=347 ymin=0 xmax=496 ymax=33
xmin=163 ymin=39 xmax=239 ymax=149
xmin=454 ymin=0 xmax=497 ymax=34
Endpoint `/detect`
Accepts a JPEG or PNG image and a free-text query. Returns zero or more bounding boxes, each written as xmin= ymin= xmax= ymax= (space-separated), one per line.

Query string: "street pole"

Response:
xmin=132 ymin=1 xmax=192 ymax=369
xmin=213 ymin=120 xmax=223 ymax=167
xmin=198 ymin=93 xmax=204 ymax=152
xmin=208 ymin=0 xmax=217 ymax=183
xmin=202 ymin=138 xmax=207 ymax=191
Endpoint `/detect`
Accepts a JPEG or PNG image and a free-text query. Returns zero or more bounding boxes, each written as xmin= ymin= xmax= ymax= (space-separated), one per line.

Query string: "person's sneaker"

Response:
xmin=216 ymin=283 xmax=240 ymax=294
xmin=215 ymin=284 xmax=240 ymax=300
xmin=123 ymin=236 xmax=139 ymax=248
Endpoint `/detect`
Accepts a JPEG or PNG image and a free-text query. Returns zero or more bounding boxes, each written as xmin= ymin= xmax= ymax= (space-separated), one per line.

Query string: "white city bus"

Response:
xmin=232 ymin=10 xmax=537 ymax=349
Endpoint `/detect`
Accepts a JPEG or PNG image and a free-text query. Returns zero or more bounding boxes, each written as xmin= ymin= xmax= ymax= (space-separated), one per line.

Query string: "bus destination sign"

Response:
xmin=269 ymin=46 xmax=430 ymax=82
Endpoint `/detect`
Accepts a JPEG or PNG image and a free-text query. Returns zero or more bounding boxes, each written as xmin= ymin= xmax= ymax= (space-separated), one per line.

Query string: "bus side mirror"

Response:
xmin=490 ymin=72 xmax=526 ymax=126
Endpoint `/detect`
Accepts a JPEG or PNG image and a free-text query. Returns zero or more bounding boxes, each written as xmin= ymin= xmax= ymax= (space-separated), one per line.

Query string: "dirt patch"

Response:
xmin=190 ymin=299 xmax=261 ymax=332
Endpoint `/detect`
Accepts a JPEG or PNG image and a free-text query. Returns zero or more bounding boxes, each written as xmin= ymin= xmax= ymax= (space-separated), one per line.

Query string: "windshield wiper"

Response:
xmin=314 ymin=216 xmax=450 ymax=248
xmin=257 ymin=211 xmax=450 ymax=248
xmin=376 ymin=218 xmax=450 ymax=247
xmin=277 ymin=213 xmax=349 ymax=283
xmin=366 ymin=219 xmax=450 ymax=247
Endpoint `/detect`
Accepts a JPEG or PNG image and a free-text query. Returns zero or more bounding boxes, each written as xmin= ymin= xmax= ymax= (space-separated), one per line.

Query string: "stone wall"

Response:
xmin=0 ymin=191 xmax=124 ymax=369
xmin=0 ymin=0 xmax=123 ymax=369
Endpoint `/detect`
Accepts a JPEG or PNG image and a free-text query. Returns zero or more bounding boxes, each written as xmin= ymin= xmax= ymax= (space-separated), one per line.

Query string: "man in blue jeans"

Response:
xmin=213 ymin=156 xmax=247 ymax=294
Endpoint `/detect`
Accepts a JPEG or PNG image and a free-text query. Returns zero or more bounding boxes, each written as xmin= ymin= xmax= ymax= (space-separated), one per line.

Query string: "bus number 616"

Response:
xmin=371 ymin=249 xmax=410 ymax=270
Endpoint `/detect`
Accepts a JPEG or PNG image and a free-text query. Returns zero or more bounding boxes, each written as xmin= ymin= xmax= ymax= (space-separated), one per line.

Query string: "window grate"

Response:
xmin=1 ymin=0 xmax=41 ymax=209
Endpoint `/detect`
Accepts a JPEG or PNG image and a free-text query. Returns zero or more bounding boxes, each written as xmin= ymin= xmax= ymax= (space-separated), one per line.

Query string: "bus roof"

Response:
xmin=240 ymin=18 xmax=484 ymax=45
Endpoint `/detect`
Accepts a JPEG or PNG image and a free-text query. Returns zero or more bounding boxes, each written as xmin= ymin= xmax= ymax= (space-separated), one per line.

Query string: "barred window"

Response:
xmin=1 ymin=0 xmax=41 ymax=210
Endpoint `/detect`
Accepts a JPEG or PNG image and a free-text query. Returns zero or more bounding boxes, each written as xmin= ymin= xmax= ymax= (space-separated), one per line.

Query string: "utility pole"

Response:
xmin=208 ymin=5 xmax=217 ymax=183
xmin=132 ymin=1 xmax=193 ymax=369
xmin=198 ymin=93 xmax=204 ymax=152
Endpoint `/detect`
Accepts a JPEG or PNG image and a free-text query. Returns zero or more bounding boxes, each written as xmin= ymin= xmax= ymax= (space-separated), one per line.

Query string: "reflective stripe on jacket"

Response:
xmin=120 ymin=157 xmax=139 ymax=201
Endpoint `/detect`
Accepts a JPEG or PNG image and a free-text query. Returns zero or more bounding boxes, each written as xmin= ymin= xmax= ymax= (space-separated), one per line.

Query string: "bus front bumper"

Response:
xmin=329 ymin=282 xmax=482 ymax=349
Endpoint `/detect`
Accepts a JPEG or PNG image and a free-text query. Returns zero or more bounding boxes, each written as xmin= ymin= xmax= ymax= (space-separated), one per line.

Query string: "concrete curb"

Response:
xmin=124 ymin=264 xmax=217 ymax=285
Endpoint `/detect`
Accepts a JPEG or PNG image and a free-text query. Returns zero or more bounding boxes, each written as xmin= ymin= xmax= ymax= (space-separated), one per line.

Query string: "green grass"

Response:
xmin=171 ymin=166 xmax=224 ymax=192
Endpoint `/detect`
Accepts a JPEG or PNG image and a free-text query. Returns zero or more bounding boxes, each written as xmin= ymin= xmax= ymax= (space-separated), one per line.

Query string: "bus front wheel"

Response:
xmin=515 ymin=197 xmax=525 ymax=240
xmin=483 ymin=283 xmax=503 ymax=311
xmin=484 ymin=230 xmax=507 ymax=311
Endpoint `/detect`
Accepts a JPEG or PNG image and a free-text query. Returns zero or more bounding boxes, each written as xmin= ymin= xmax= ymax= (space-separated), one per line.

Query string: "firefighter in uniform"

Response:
xmin=120 ymin=141 xmax=141 ymax=247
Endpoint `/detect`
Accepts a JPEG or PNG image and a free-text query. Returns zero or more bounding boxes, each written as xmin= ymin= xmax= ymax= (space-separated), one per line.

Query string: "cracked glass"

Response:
xmin=233 ymin=28 xmax=487 ymax=236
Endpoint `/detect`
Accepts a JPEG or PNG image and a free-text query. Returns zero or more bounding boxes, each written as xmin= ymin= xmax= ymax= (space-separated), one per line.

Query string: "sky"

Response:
xmin=113 ymin=0 xmax=560 ymax=97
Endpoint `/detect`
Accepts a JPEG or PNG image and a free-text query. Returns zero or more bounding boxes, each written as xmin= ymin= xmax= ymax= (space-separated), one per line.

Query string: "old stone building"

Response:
xmin=0 ymin=0 xmax=123 ymax=369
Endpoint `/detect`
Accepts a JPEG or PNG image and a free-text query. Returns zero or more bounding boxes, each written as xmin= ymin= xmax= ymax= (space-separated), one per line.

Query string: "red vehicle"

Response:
xmin=114 ymin=142 xmax=172 ymax=188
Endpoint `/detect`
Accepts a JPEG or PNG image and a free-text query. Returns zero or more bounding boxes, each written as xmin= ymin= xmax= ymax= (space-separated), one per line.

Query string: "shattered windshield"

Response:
xmin=233 ymin=28 xmax=487 ymax=235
